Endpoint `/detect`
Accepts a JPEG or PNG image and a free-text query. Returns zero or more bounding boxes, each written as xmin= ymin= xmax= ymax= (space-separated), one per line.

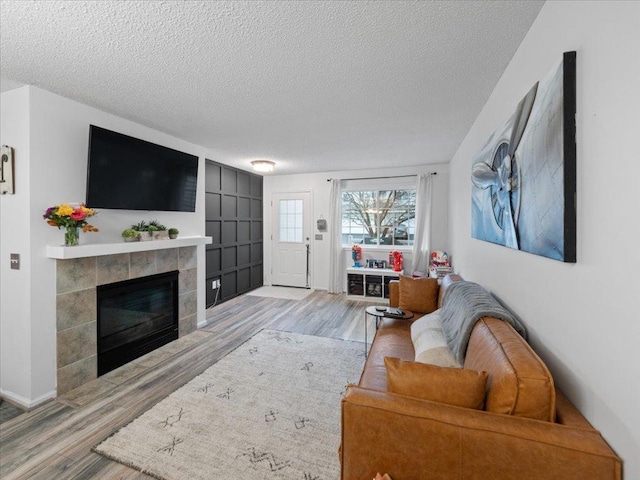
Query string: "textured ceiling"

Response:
xmin=0 ymin=0 xmax=543 ymax=175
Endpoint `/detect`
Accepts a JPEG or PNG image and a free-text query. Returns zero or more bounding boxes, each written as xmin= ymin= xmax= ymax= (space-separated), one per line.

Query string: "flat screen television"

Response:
xmin=86 ymin=125 xmax=198 ymax=212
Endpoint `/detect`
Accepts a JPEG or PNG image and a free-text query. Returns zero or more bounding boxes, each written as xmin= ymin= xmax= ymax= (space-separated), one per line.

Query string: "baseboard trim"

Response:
xmin=0 ymin=388 xmax=56 ymax=410
xmin=196 ymin=319 xmax=208 ymax=329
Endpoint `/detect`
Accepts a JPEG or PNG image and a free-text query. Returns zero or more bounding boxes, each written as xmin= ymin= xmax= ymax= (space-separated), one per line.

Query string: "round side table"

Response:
xmin=364 ymin=306 xmax=414 ymax=357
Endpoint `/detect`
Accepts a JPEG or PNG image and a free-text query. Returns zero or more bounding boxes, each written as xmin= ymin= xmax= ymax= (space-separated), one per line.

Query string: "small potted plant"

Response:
xmin=121 ymin=228 xmax=140 ymax=242
xmin=147 ymin=224 xmax=159 ymax=238
xmin=168 ymin=227 xmax=179 ymax=239
xmin=131 ymin=221 xmax=153 ymax=241
xmin=149 ymin=220 xmax=168 ymax=240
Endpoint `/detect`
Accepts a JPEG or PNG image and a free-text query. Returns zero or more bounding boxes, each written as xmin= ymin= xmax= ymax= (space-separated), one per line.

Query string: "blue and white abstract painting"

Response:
xmin=471 ymin=52 xmax=576 ymax=263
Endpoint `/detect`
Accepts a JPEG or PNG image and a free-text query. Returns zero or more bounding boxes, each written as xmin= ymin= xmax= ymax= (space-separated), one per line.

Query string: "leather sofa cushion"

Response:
xmin=398 ymin=275 xmax=439 ymax=314
xmin=359 ymin=319 xmax=415 ymax=391
xmin=385 ymin=357 xmax=488 ymax=409
xmin=464 ymin=317 xmax=556 ymax=421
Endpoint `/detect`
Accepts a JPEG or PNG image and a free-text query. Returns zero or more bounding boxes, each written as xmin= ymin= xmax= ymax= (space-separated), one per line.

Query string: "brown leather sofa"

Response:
xmin=341 ymin=275 xmax=621 ymax=480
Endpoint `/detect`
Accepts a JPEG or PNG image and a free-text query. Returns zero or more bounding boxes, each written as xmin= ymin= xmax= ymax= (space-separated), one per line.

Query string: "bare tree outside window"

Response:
xmin=342 ymin=189 xmax=416 ymax=246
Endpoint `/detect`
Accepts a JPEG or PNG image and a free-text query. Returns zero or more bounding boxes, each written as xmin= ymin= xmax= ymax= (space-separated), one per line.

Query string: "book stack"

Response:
xmin=429 ymin=250 xmax=453 ymax=279
xmin=434 ymin=266 xmax=453 ymax=278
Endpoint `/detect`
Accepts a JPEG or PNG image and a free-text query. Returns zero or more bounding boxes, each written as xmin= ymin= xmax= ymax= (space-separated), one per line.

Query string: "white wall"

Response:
xmin=0 ymin=87 xmax=33 ymax=404
xmin=448 ymin=2 xmax=639 ymax=478
xmin=263 ymin=163 xmax=449 ymax=290
xmin=0 ymin=86 xmax=212 ymax=406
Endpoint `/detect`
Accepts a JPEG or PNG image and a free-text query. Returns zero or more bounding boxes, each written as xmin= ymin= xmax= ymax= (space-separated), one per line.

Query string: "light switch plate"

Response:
xmin=10 ymin=253 xmax=20 ymax=270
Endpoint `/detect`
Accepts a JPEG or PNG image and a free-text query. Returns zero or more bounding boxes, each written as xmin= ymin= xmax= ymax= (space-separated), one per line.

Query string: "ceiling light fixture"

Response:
xmin=251 ymin=160 xmax=275 ymax=172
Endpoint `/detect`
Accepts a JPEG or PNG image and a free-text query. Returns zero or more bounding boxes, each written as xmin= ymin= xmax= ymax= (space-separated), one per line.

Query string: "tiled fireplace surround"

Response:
xmin=55 ymin=246 xmax=198 ymax=395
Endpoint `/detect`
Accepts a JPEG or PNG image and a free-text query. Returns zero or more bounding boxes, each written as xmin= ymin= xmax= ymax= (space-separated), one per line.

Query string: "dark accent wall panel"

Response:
xmin=205 ymin=160 xmax=263 ymax=305
xmin=238 ymin=221 xmax=250 ymax=242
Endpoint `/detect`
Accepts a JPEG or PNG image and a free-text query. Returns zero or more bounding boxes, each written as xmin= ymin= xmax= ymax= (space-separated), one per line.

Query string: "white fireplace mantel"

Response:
xmin=46 ymin=235 xmax=212 ymax=259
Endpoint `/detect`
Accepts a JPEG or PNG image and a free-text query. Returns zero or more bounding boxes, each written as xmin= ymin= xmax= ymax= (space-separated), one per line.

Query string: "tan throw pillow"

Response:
xmin=384 ymin=357 xmax=488 ymax=409
xmin=398 ymin=275 xmax=439 ymax=314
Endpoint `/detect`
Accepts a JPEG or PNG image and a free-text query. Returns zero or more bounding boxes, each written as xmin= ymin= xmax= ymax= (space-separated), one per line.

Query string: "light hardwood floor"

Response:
xmin=0 ymin=291 xmax=375 ymax=479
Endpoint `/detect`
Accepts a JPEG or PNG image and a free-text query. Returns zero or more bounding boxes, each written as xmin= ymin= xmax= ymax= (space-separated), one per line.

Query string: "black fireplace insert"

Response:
xmin=97 ymin=270 xmax=179 ymax=376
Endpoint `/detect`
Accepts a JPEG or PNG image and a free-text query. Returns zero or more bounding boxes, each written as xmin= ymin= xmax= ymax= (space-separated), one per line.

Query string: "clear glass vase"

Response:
xmin=64 ymin=226 xmax=80 ymax=246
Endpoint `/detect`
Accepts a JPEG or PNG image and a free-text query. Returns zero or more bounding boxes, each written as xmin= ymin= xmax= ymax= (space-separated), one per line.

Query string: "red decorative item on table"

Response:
xmin=391 ymin=251 xmax=403 ymax=272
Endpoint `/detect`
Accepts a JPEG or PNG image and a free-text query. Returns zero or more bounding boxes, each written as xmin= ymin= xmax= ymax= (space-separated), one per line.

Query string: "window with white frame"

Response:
xmin=341 ymin=185 xmax=416 ymax=247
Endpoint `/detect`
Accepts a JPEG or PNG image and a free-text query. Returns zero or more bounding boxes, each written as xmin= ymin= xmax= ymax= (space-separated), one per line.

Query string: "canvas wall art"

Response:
xmin=471 ymin=51 xmax=576 ymax=262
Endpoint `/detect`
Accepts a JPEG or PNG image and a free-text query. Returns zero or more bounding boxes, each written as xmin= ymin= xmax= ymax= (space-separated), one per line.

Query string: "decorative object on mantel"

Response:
xmin=131 ymin=220 xmax=169 ymax=241
xmin=168 ymin=227 xmax=179 ymax=239
xmin=121 ymin=228 xmax=140 ymax=242
xmin=43 ymin=203 xmax=99 ymax=246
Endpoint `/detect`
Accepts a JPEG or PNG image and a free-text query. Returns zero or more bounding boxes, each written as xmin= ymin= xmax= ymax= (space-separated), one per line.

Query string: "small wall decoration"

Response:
xmin=1 ymin=145 xmax=15 ymax=195
xmin=471 ymin=51 xmax=576 ymax=262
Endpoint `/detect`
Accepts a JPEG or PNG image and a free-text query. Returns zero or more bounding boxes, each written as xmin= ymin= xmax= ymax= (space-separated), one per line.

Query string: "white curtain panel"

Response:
xmin=328 ymin=179 xmax=344 ymax=293
xmin=410 ymin=173 xmax=433 ymax=275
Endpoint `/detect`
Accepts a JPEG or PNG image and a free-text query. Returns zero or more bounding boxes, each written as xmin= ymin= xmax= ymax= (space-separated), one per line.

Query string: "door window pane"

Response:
xmin=279 ymin=199 xmax=303 ymax=243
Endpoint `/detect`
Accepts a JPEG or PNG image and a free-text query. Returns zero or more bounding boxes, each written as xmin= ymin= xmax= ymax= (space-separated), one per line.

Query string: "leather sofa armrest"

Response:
xmin=341 ymin=386 xmax=621 ymax=480
xmin=388 ymin=280 xmax=399 ymax=307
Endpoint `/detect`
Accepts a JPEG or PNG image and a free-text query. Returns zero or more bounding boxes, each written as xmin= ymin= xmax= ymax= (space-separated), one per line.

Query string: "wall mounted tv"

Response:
xmin=86 ymin=125 xmax=199 ymax=212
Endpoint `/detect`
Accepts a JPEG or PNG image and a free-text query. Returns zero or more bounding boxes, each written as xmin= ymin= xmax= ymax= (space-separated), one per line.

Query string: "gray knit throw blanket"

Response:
xmin=440 ymin=281 xmax=527 ymax=365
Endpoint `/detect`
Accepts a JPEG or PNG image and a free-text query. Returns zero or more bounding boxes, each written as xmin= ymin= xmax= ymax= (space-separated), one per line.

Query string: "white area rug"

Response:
xmin=94 ymin=330 xmax=364 ymax=480
xmin=245 ymin=286 xmax=315 ymax=301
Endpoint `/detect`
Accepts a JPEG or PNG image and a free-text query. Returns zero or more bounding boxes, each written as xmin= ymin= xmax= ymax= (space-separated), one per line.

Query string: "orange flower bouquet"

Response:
xmin=43 ymin=203 xmax=99 ymax=246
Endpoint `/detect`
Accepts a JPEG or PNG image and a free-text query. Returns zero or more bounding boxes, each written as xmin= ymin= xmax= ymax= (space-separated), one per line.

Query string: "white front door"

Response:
xmin=271 ymin=192 xmax=312 ymax=288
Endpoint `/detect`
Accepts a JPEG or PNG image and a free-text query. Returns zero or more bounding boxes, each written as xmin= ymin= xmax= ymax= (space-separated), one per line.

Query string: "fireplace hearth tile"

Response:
xmin=101 ymin=362 xmax=148 ymax=386
xmin=57 ymin=377 xmax=115 ymax=408
xmin=161 ymin=330 xmax=205 ymax=354
xmin=179 ymin=290 xmax=197 ymax=320
xmin=179 ymin=267 xmax=197 ymax=294
xmin=97 ymin=253 xmax=130 ymax=285
xmin=179 ymin=313 xmax=197 ymax=337
xmin=130 ymin=251 xmax=157 ymax=278
xmin=57 ymin=257 xmax=97 ymax=294
xmin=157 ymin=248 xmax=179 ymax=273
xmin=132 ymin=348 xmax=174 ymax=369
xmin=179 ymin=246 xmax=197 ymax=269
xmin=57 ymin=322 xmax=97 ymax=368
xmin=57 ymin=355 xmax=97 ymax=395
xmin=57 ymin=288 xmax=97 ymax=331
